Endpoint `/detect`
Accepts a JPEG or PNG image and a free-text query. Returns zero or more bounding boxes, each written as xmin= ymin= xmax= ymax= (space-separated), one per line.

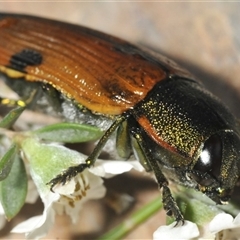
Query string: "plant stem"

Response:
xmin=98 ymin=195 xmax=163 ymax=240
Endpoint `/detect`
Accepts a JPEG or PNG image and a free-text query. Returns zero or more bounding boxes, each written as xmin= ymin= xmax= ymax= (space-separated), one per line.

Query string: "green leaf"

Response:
xmin=0 ymin=105 xmax=26 ymax=129
xmin=0 ymin=155 xmax=27 ymax=220
xmin=184 ymin=197 xmax=220 ymax=225
xmin=174 ymin=187 xmax=223 ymax=226
xmin=20 ymin=137 xmax=86 ymax=196
xmin=0 ymin=144 xmax=18 ymax=181
xmin=32 ymin=122 xmax=104 ymax=143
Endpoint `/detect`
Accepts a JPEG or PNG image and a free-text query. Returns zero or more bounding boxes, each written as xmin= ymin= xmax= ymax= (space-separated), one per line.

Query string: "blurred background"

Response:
xmin=1 ymin=2 xmax=240 ymax=239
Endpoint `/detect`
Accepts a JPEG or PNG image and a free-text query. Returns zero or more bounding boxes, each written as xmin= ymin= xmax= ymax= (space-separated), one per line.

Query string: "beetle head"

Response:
xmin=188 ymin=130 xmax=240 ymax=204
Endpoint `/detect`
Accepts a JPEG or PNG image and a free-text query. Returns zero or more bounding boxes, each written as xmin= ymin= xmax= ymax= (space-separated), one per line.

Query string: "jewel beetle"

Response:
xmin=0 ymin=13 xmax=240 ymax=224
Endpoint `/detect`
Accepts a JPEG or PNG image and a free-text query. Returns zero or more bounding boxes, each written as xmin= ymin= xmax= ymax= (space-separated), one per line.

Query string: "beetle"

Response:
xmin=0 ymin=13 xmax=240 ymax=224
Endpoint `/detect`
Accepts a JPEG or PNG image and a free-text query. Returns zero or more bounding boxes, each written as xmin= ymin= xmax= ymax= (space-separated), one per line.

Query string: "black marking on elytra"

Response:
xmin=8 ymin=49 xmax=43 ymax=72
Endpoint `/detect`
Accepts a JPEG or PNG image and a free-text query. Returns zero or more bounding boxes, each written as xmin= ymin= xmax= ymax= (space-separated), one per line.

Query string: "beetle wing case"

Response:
xmin=0 ymin=13 xmax=190 ymax=116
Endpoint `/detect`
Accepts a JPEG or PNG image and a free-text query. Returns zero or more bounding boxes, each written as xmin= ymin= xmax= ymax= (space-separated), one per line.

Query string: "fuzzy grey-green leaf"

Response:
xmin=21 ymin=137 xmax=86 ymax=195
xmin=0 ymin=155 xmax=27 ymax=220
xmin=32 ymin=122 xmax=104 ymax=143
xmin=0 ymin=144 xmax=18 ymax=181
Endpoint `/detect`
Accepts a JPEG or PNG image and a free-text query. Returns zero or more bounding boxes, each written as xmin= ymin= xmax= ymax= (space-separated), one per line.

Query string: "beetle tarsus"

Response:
xmin=162 ymin=185 xmax=184 ymax=225
xmin=175 ymin=218 xmax=185 ymax=227
xmin=47 ymin=163 xmax=88 ymax=191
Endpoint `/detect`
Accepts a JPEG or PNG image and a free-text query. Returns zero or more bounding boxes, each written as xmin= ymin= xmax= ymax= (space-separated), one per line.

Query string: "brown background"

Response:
xmin=1 ymin=2 xmax=240 ymax=239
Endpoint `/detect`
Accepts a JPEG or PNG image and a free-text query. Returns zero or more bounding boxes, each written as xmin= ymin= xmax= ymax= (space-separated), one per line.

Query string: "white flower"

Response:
xmin=12 ymin=169 xmax=106 ymax=239
xmin=153 ymin=221 xmax=200 ymax=240
xmin=53 ymin=170 xmax=106 ymax=224
xmin=209 ymin=212 xmax=240 ymax=240
xmin=11 ymin=137 xmax=142 ymax=239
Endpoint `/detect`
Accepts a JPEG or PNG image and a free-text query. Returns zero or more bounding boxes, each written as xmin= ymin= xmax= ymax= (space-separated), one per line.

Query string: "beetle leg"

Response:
xmin=132 ymin=131 xmax=184 ymax=224
xmin=131 ymin=136 xmax=152 ymax=171
xmin=85 ymin=115 xmax=126 ymax=166
xmin=48 ymin=115 xmax=126 ymax=190
xmin=116 ymin=120 xmax=132 ymax=159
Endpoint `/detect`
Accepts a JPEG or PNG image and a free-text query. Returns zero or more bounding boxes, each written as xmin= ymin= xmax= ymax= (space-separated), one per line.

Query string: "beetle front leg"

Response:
xmin=149 ymin=152 xmax=184 ymax=224
xmin=48 ymin=115 xmax=126 ymax=191
xmin=132 ymin=131 xmax=184 ymax=224
xmin=162 ymin=183 xmax=184 ymax=224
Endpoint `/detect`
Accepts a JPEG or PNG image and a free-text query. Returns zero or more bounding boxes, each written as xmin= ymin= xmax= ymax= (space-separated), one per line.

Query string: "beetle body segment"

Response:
xmin=129 ymin=77 xmax=240 ymax=203
xmin=133 ymin=77 xmax=238 ymax=160
xmin=1 ymin=13 xmax=240 ymax=223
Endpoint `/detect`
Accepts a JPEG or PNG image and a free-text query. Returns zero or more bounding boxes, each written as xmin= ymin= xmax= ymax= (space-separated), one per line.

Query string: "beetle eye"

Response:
xmin=194 ymin=134 xmax=222 ymax=179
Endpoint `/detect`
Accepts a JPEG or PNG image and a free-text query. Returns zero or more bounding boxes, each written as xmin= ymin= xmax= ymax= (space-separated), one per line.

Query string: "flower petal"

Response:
xmin=153 ymin=221 xmax=199 ymax=240
xmin=209 ymin=212 xmax=240 ymax=240
xmin=209 ymin=213 xmax=235 ymax=233
xmin=233 ymin=213 xmax=240 ymax=225
xmin=11 ymin=192 xmax=59 ymax=239
xmin=90 ymin=160 xmax=144 ymax=178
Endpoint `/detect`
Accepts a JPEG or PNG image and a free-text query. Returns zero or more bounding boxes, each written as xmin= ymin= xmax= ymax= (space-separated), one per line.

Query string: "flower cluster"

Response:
xmin=7 ymin=137 xmax=144 ymax=239
xmin=153 ymin=213 xmax=240 ymax=240
xmin=0 ymin=131 xmax=239 ymax=239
